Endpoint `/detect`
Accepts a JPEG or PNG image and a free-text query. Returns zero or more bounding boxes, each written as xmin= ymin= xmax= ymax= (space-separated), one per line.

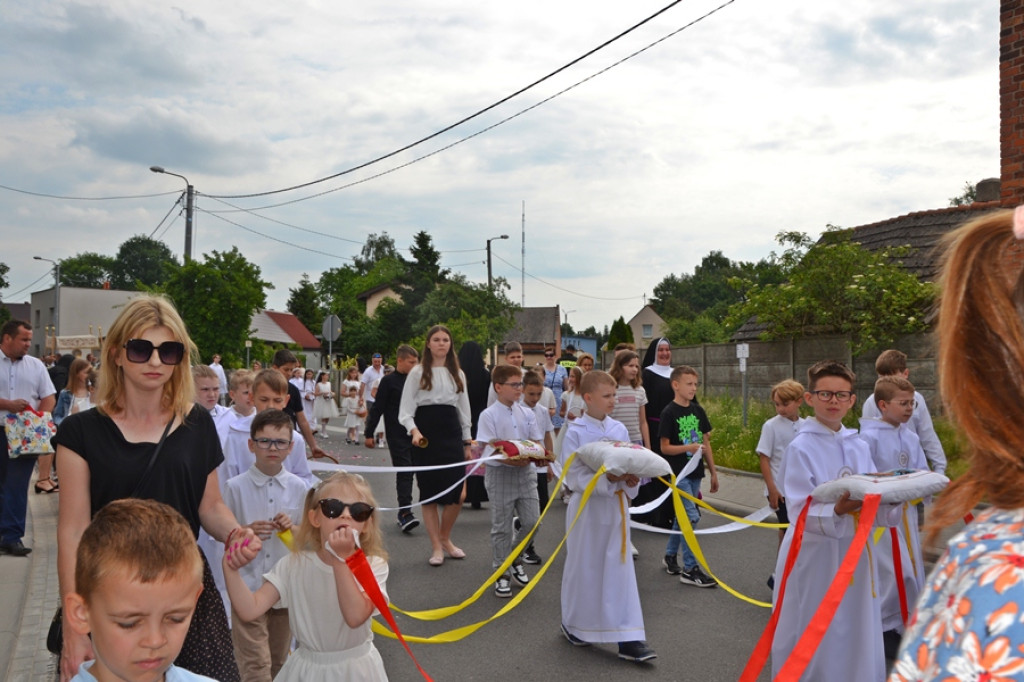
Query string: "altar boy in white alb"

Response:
xmin=858 ymin=375 xmax=928 ymax=655
xmin=558 ymin=370 xmax=655 ymax=663
xmin=771 ymin=361 xmax=902 ymax=681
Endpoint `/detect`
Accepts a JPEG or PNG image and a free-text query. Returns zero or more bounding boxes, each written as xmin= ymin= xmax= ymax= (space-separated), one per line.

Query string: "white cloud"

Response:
xmin=0 ymin=0 xmax=1000 ymax=336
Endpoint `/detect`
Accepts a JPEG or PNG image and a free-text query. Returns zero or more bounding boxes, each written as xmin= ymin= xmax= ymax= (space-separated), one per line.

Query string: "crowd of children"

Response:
xmin=55 ymin=325 xmax=960 ymax=682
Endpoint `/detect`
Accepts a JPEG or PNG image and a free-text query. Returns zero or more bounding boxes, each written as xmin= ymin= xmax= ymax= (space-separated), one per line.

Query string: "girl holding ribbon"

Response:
xmin=224 ymin=472 xmax=389 ymax=681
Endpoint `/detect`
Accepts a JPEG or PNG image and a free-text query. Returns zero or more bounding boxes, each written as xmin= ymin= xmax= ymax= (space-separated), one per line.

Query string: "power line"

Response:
xmin=0 ymin=183 xmax=179 ymax=201
xmin=202 ymin=195 xmax=365 ymax=245
xmin=196 ymin=208 xmax=356 ymax=261
xmin=492 ymin=253 xmax=642 ymax=301
xmin=149 ymin=193 xmax=184 ymax=239
xmin=203 ymin=0 xmax=737 ymax=214
xmin=4 ymin=271 xmax=52 ymax=299
xmin=206 ymin=0 xmax=698 ymax=200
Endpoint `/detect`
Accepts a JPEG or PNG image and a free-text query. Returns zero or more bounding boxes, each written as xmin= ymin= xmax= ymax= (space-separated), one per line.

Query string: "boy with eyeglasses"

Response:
xmin=858 ymin=375 xmax=929 ymax=660
xmin=223 ymin=409 xmax=310 ymax=681
xmin=770 ymin=360 xmax=902 ymax=681
xmin=477 ymin=364 xmax=542 ymax=597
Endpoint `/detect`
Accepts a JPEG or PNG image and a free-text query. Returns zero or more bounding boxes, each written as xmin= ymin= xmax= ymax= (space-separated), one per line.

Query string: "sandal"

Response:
xmin=34 ymin=478 xmax=58 ymax=494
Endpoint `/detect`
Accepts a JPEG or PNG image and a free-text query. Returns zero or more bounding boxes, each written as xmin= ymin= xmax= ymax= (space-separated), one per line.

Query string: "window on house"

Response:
xmin=642 ymin=324 xmax=653 ymax=339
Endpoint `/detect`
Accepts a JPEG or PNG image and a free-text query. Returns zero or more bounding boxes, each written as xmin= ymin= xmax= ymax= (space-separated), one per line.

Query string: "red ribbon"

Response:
xmin=739 ymin=495 xmax=811 ymax=682
xmin=345 ymin=548 xmax=434 ymax=681
xmin=773 ymin=494 xmax=882 ymax=681
xmin=890 ymin=527 xmax=909 ymax=625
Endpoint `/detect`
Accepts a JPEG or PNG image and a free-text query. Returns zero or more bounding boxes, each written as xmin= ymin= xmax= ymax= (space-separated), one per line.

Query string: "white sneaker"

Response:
xmin=510 ymin=563 xmax=530 ymax=587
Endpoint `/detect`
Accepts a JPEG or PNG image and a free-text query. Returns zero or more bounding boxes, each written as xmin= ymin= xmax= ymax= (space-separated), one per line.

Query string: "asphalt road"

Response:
xmin=315 ymin=437 xmax=777 ymax=682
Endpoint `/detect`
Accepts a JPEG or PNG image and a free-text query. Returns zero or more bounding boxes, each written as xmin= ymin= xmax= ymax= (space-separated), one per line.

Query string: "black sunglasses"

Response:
xmin=317 ymin=498 xmax=374 ymax=522
xmin=123 ymin=339 xmax=186 ymax=365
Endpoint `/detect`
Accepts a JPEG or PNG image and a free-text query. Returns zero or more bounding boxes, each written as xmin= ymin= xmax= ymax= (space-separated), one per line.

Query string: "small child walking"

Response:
xmin=858 ymin=375 xmax=928 ymax=658
xmin=756 ymin=378 xmax=804 ymax=590
xmin=660 ymin=366 xmax=719 ymax=587
xmin=224 ymin=471 xmax=390 ymax=681
xmin=609 ymin=350 xmax=651 ymax=448
xmin=223 ymin=409 xmax=310 ymax=681
xmin=559 ymin=370 xmax=656 ymax=663
xmin=342 ymin=385 xmax=362 ymax=444
xmin=313 ymin=371 xmax=339 ymax=437
xmin=770 ymin=360 xmax=902 ymax=680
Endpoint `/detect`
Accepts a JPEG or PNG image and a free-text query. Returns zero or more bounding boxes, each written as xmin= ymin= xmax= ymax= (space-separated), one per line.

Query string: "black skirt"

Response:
xmin=411 ymin=404 xmax=465 ymax=506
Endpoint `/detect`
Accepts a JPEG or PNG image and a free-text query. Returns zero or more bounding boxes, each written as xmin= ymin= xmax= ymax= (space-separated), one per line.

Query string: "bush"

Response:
xmin=698 ymin=393 xmax=965 ymax=478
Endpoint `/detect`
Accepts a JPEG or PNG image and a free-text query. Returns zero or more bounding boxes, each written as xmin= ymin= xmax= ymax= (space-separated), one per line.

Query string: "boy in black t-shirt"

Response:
xmin=659 ymin=365 xmax=719 ymax=587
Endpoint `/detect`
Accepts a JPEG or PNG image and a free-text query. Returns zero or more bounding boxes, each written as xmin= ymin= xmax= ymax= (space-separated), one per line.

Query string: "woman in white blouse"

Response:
xmin=399 ymin=325 xmax=472 ymax=566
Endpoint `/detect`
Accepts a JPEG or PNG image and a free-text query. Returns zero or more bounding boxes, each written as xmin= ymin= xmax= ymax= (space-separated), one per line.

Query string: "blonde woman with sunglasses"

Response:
xmin=53 ymin=295 xmax=256 ymax=682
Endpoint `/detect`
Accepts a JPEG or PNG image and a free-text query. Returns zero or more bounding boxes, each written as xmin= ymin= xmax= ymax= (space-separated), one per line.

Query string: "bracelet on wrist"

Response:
xmin=224 ymin=527 xmax=243 ymax=547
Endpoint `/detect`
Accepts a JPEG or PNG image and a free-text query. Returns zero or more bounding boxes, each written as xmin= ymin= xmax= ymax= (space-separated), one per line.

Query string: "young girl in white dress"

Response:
xmin=300 ymin=369 xmax=317 ymax=430
xmin=223 ymin=472 xmax=390 ymax=682
xmin=313 ymin=371 xmax=339 ymax=436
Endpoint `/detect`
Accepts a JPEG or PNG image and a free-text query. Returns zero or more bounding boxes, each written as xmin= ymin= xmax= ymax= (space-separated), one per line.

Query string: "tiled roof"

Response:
xmin=261 ymin=310 xmax=321 ymax=349
xmin=848 ymin=201 xmax=1003 ymax=280
xmin=501 ymin=306 xmax=560 ymax=345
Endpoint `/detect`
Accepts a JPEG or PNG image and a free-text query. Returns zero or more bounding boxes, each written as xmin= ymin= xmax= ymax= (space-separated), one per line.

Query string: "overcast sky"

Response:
xmin=0 ymin=0 xmax=998 ymax=335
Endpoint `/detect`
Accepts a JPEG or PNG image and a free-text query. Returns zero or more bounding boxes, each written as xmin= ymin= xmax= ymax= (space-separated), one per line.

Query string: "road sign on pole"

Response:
xmin=322 ymin=315 xmax=342 ymax=369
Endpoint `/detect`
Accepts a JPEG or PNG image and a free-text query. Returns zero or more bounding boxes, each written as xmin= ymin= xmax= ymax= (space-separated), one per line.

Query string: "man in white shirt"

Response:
xmin=0 ymin=320 xmax=56 ymax=556
xmin=360 ymin=352 xmax=385 ymax=412
xmin=210 ymin=353 xmax=229 ymax=405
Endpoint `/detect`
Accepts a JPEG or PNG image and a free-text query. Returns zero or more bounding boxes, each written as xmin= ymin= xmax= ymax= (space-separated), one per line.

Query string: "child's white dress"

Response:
xmin=313 ymin=381 xmax=339 ymax=420
xmin=264 ymin=552 xmax=389 ymax=681
xmin=342 ymin=396 xmax=362 ymax=428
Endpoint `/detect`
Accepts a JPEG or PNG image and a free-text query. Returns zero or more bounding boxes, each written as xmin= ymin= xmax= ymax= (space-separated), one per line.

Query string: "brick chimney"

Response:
xmin=1002 ymin=0 xmax=1024 ymax=205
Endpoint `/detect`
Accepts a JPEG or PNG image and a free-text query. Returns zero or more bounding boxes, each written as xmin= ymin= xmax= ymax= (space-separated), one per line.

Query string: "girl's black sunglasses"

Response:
xmin=123 ymin=339 xmax=186 ymax=365
xmin=317 ymin=498 xmax=374 ymax=522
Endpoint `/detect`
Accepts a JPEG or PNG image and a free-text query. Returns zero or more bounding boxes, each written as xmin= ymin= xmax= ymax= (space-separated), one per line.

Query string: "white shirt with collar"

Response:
xmin=476 ymin=399 xmax=542 ymax=466
xmin=223 ymin=465 xmax=311 ymax=592
xmin=0 ymin=347 xmax=55 ymax=412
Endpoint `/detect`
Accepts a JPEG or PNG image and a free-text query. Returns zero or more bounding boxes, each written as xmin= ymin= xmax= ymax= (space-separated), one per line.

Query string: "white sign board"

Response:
xmin=736 ymin=343 xmax=749 ymax=359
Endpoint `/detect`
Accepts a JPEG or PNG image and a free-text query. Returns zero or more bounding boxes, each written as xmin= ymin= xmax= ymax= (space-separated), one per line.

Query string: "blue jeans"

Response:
xmin=665 ymin=475 xmax=701 ymax=571
xmin=0 ymin=449 xmax=35 ymax=544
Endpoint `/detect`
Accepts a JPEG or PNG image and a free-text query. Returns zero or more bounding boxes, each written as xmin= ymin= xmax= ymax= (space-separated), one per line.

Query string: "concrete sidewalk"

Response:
xmin=1 ymin=472 xmax=60 ymax=681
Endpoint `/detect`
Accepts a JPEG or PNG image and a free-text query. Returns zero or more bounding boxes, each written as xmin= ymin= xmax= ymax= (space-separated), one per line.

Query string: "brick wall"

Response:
xmin=1002 ymin=0 xmax=1024 ymax=206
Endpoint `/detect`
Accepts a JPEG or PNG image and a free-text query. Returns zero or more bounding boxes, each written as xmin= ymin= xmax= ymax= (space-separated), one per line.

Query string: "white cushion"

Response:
xmin=811 ymin=469 xmax=949 ymax=503
xmin=574 ymin=440 xmax=672 ymax=477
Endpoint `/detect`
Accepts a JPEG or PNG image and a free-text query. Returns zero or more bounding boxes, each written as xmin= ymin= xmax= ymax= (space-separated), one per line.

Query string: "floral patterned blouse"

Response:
xmin=889 ymin=507 xmax=1024 ymax=681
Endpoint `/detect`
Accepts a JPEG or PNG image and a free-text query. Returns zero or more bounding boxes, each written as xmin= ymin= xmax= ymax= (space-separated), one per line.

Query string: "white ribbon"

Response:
xmin=630 ymin=506 xmax=776 ymax=535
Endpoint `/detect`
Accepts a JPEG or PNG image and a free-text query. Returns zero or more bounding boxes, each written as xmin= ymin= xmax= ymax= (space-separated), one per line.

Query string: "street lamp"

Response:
xmin=486 ymin=234 xmax=509 ymax=290
xmin=33 ymin=256 xmax=60 ymax=339
xmin=150 ymin=165 xmax=194 ymax=262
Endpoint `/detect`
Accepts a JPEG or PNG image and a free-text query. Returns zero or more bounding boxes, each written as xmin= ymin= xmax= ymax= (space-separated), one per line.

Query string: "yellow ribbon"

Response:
xmin=616 ymin=489 xmax=628 ymax=563
xmin=667 ymin=478 xmax=772 ymax=608
xmin=372 ymin=458 xmax=607 ymax=643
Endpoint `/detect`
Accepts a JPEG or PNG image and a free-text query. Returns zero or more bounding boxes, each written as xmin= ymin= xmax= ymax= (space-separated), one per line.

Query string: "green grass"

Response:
xmin=699 ymin=393 xmax=967 ymax=478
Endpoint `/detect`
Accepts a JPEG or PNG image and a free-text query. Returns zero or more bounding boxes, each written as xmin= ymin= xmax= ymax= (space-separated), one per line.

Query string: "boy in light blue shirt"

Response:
xmin=65 ymin=498 xmax=221 ymax=682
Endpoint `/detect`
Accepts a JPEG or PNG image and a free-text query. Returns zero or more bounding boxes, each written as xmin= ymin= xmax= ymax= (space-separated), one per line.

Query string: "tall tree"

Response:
xmin=110 ymin=235 xmax=178 ymax=290
xmin=948 ymin=181 xmax=977 ymax=207
xmin=725 ymin=229 xmax=933 ymax=354
xmin=287 ymin=273 xmax=322 ymax=333
xmin=353 ymin=232 xmax=399 ymax=276
xmin=59 ymin=252 xmax=117 ymax=288
xmin=606 ymin=316 xmax=634 ymax=348
xmin=413 ymin=274 xmax=518 ymax=351
xmin=162 ymin=247 xmax=271 ymax=362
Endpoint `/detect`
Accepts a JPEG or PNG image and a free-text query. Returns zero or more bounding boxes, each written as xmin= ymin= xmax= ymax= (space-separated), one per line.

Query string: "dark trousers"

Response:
xmin=0 ymin=449 xmax=35 ymax=543
xmin=388 ymin=436 xmax=415 ymax=515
